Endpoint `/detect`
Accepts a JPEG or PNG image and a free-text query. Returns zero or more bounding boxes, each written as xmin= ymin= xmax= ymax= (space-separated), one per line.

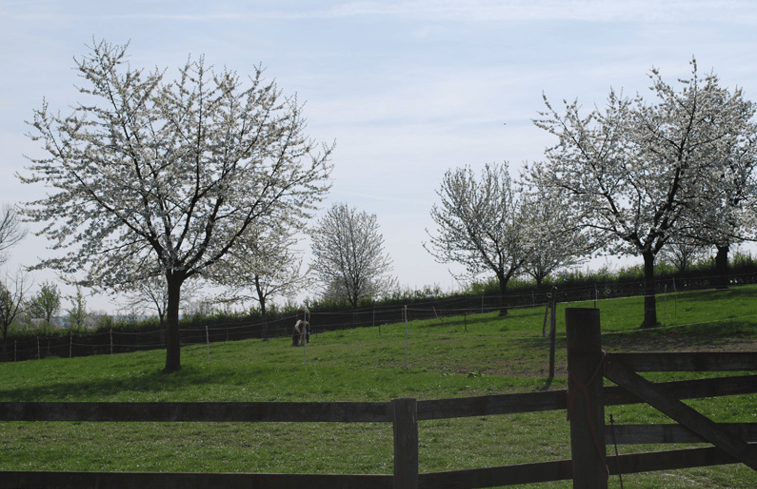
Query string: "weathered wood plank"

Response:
xmin=611 ymin=352 xmax=757 ymax=372
xmin=604 ymin=354 xmax=757 ymax=470
xmin=0 ymin=471 xmax=393 ymax=489
xmin=392 ymin=398 xmax=418 ymax=489
xmin=424 ymin=374 xmax=757 ymax=419
xmin=418 ymin=374 xmax=757 ymax=419
xmin=606 ymin=423 xmax=757 ymax=445
xmin=603 ymin=374 xmax=757 ymax=406
xmin=1 ymin=447 xmax=745 ymax=489
xmin=417 ymin=390 xmax=567 ymax=420
xmin=566 ymin=308 xmax=608 ymax=489
xmin=0 ymin=401 xmax=391 ymax=423
xmin=608 ymin=446 xmax=740 ymax=474
xmin=418 ymin=459 xmax=572 ymax=488
xmin=4 ymin=374 xmax=752 ymax=425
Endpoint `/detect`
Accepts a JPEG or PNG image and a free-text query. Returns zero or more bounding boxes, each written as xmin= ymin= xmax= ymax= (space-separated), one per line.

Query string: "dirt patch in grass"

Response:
xmin=485 ymin=335 xmax=757 ymax=380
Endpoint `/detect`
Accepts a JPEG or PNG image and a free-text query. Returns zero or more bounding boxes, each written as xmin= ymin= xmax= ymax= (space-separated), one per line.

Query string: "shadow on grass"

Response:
xmin=615 ymin=319 xmax=757 ymax=339
xmin=3 ymin=364 xmax=251 ymax=402
xmin=416 ymin=313 xmax=498 ymax=330
xmin=416 ymin=310 xmax=546 ymax=334
xmin=674 ymin=286 xmax=756 ymax=303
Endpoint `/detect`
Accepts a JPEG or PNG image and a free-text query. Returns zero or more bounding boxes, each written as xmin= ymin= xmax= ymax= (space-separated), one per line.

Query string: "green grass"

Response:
xmin=2 ymin=285 xmax=757 ymax=488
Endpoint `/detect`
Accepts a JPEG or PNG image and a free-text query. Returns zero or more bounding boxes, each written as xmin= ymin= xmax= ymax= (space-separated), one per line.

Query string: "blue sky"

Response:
xmin=2 ymin=1 xmax=757 ymax=312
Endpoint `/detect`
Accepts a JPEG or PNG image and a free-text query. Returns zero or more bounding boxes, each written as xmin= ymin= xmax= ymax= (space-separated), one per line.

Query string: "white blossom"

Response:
xmin=310 ymin=203 xmax=396 ymax=308
xmin=425 ymin=162 xmax=526 ymax=315
xmin=18 ymin=39 xmax=333 ymax=371
xmin=527 ymin=58 xmax=756 ymax=327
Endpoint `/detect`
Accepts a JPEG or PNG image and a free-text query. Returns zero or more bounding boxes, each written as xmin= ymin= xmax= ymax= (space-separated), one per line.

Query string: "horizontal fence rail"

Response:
xmin=610 ymin=352 xmax=757 ymax=372
xmin=5 ymin=372 xmax=757 ymax=423
xmin=608 ymin=423 xmax=757 ymax=445
xmin=0 ymin=472 xmax=394 ymax=489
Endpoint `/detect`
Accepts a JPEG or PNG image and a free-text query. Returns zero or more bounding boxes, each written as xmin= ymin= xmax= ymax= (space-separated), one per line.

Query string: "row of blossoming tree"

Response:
xmin=425 ymin=59 xmax=757 ymax=327
xmin=16 ymin=40 xmax=757 ymax=374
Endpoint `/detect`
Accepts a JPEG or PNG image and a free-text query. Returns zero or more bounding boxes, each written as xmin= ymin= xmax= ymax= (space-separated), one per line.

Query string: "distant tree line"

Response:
xmin=5 ymin=251 xmax=755 ymax=361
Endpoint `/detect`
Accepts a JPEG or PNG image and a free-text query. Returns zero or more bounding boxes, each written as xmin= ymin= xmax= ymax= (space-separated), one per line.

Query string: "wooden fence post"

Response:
xmin=566 ymin=308 xmax=607 ymax=489
xmin=392 ymin=398 xmax=418 ymax=489
xmin=404 ymin=306 xmax=409 ymax=370
xmin=205 ymin=325 xmax=210 ymax=361
xmin=548 ymin=287 xmax=557 ymax=380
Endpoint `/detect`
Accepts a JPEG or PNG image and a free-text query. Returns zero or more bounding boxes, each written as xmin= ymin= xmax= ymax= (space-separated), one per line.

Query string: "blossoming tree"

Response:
xmin=527 ymin=59 xmax=756 ymax=327
xmin=19 ymin=40 xmax=333 ymax=371
xmin=425 ymin=162 xmax=526 ymax=316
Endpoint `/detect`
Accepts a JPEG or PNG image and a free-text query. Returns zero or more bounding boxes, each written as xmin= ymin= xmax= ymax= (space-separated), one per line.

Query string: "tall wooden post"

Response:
xmin=566 ymin=308 xmax=607 ymax=489
xmin=392 ymin=398 xmax=418 ymax=489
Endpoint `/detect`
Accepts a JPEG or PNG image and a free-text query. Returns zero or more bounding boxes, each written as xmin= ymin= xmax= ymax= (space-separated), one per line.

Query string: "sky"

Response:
xmin=2 ymin=0 xmax=757 ymax=314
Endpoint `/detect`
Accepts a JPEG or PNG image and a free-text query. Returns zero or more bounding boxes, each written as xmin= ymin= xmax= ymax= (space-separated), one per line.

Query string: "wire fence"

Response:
xmin=3 ymin=270 xmax=756 ymax=363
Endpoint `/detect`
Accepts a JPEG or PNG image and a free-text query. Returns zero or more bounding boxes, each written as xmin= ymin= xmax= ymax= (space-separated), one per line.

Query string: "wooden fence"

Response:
xmin=1 ymin=307 xmax=756 ymax=488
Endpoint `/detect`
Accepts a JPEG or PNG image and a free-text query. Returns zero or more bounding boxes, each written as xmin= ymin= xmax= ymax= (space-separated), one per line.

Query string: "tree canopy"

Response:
xmin=0 ymin=205 xmax=27 ymax=268
xmin=0 ymin=269 xmax=29 ymax=359
xmin=425 ymin=162 xmax=526 ymax=315
xmin=28 ymin=281 xmax=61 ymax=326
xmin=19 ymin=39 xmax=334 ymax=371
xmin=518 ymin=180 xmax=594 ymax=289
xmin=211 ymin=220 xmax=311 ymax=317
xmin=527 ymin=59 xmax=757 ymax=327
xmin=310 ymin=202 xmax=395 ymax=308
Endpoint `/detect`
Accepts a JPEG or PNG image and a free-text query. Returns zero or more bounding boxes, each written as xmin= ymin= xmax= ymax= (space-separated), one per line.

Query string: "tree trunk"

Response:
xmin=260 ymin=296 xmax=268 ymax=341
xmin=715 ymin=244 xmax=730 ymax=291
xmin=497 ymin=272 xmax=508 ymax=316
xmin=254 ymin=275 xmax=269 ymax=341
xmin=254 ymin=275 xmax=267 ymax=317
xmin=163 ymin=274 xmax=184 ymax=373
xmin=640 ymin=251 xmax=658 ymax=329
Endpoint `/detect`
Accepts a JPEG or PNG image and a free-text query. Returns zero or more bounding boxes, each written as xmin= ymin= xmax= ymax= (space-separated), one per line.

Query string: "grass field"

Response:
xmin=2 ymin=286 xmax=757 ymax=488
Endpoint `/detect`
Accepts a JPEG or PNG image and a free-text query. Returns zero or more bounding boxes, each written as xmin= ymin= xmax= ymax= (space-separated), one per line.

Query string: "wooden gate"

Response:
xmin=566 ymin=307 xmax=757 ymax=488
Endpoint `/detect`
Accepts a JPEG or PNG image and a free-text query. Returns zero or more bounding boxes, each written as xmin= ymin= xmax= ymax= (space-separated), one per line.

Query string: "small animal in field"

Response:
xmin=292 ymin=306 xmax=311 ymax=346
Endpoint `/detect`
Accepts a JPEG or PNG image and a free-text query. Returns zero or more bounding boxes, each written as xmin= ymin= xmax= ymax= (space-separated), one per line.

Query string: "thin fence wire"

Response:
xmin=3 ymin=270 xmax=756 ymax=363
